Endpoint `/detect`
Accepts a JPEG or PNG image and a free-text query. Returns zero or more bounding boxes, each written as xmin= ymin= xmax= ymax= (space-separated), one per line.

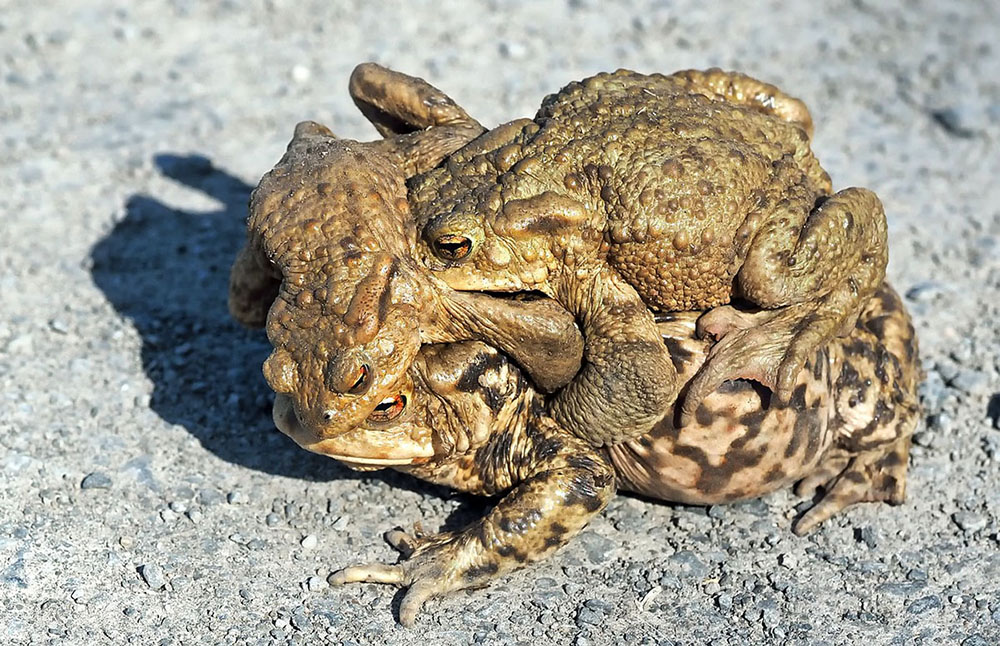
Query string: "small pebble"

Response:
xmin=905 ymin=281 xmax=947 ymax=302
xmin=138 ymin=563 xmax=166 ymax=590
xmin=306 ymin=576 xmax=327 ymax=592
xmin=953 ymin=511 xmax=988 ymax=533
xmin=498 ymin=40 xmax=528 ymax=59
xmin=907 ymin=595 xmax=943 ymax=614
xmin=668 ymin=550 xmax=709 ymax=579
xmin=49 ymin=318 xmax=70 ymax=334
xmin=247 ymin=539 xmax=268 ymax=551
xmin=576 ymin=607 xmax=603 ymax=626
xmin=291 ymin=65 xmax=311 ymax=83
xmin=197 ymin=488 xmax=224 ymax=506
xmin=80 ymin=472 xmax=112 ymax=490
xmin=759 ymin=599 xmax=780 ymax=629
xmin=332 ymin=515 xmax=350 ymax=531
xmin=227 ymin=490 xmax=246 ymax=505
xmin=858 ymin=526 xmax=879 ymax=549
xmin=265 ymin=512 xmax=281 ymax=527
xmin=951 ymin=369 xmax=990 ymax=397
xmin=301 ymin=534 xmax=318 ymax=550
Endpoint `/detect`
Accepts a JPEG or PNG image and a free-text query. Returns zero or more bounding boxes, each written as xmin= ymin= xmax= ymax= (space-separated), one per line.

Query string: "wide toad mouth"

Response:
xmin=319 ymin=455 xmax=419 ymax=466
xmin=271 ymin=394 xmax=432 ymax=465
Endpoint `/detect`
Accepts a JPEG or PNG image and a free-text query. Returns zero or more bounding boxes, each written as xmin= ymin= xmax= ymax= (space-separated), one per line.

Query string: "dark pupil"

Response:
xmin=349 ymin=365 xmax=369 ymax=393
xmin=436 ymin=235 xmax=470 ymax=260
xmin=375 ymin=395 xmax=403 ymax=413
xmin=370 ymin=394 xmax=406 ymax=422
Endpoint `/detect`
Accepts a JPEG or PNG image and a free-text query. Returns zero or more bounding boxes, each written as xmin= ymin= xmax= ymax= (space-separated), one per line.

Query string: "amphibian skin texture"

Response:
xmin=314 ymin=282 xmax=919 ymax=625
xmin=228 ymin=112 xmax=583 ymax=462
xmin=352 ymin=65 xmax=888 ymax=447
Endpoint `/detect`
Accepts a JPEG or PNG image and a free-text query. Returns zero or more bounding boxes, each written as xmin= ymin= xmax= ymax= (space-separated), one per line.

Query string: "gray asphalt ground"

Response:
xmin=2 ymin=1 xmax=1000 ymax=644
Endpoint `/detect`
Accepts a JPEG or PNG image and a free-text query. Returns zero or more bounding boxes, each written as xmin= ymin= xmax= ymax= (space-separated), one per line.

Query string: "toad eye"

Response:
xmin=348 ymin=364 xmax=370 ymax=395
xmin=433 ymin=234 xmax=472 ymax=261
xmin=367 ymin=394 xmax=406 ymax=423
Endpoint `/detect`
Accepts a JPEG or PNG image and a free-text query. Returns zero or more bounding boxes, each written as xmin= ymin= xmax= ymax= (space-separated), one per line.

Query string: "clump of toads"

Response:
xmin=229 ymin=64 xmax=921 ymax=625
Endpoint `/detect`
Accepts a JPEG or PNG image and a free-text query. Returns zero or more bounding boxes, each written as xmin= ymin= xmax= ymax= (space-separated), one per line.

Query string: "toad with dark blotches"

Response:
xmin=229 ymin=65 xmax=919 ymax=627
xmin=351 ymin=64 xmax=888 ymax=447
xmin=285 ymin=283 xmax=918 ymax=625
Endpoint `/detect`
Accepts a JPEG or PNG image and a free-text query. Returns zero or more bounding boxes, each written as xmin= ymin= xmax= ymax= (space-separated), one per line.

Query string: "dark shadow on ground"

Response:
xmin=89 ymin=154 xmax=460 ymax=500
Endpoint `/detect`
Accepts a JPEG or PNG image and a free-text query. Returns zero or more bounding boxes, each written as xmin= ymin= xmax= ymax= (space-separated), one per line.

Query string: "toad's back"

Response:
xmin=414 ymin=69 xmax=834 ymax=311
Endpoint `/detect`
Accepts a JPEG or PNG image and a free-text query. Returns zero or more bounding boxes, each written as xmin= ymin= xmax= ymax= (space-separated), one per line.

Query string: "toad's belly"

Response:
xmin=604 ymin=372 xmax=835 ymax=505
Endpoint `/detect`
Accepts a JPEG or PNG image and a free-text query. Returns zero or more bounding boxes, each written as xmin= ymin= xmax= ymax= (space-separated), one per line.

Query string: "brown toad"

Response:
xmin=228 ymin=80 xmax=584 ymax=447
xmin=274 ymin=283 xmax=919 ymax=625
xmin=352 ymin=64 xmax=888 ymax=447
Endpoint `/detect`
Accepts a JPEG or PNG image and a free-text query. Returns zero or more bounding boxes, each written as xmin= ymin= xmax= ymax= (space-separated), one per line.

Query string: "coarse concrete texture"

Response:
xmin=1 ymin=1 xmax=999 ymax=644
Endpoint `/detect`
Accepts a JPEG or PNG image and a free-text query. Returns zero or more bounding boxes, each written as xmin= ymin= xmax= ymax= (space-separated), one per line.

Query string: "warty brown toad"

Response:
xmin=351 ymin=64 xmax=889 ymax=447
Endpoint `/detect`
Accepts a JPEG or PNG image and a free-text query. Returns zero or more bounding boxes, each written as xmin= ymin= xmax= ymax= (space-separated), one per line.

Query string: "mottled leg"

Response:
xmin=792 ymin=434 xmax=911 ymax=535
xmin=683 ymin=187 xmax=888 ymax=420
xmin=228 ymin=243 xmax=280 ymax=328
xmin=548 ymin=271 xmax=678 ymax=446
xmin=330 ymin=419 xmax=615 ymax=626
xmin=792 ymin=283 xmax=920 ymax=534
xmin=349 ymin=63 xmax=485 ymax=176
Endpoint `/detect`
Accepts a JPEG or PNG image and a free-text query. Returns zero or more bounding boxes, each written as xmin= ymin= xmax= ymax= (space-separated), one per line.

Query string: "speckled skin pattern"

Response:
xmin=228 ymin=112 xmax=583 ymax=464
xmin=320 ymin=282 xmax=919 ymax=625
xmin=358 ymin=67 xmax=890 ymax=447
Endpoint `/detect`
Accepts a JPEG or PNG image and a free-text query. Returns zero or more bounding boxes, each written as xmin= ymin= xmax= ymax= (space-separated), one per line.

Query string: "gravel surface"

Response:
xmin=3 ymin=1 xmax=1000 ymax=644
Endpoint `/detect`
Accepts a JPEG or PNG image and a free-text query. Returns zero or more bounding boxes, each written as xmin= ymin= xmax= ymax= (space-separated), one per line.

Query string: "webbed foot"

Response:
xmin=330 ymin=527 xmax=473 ymax=627
xmin=791 ymin=434 xmax=911 ymax=535
xmin=681 ymin=302 xmax=828 ymax=425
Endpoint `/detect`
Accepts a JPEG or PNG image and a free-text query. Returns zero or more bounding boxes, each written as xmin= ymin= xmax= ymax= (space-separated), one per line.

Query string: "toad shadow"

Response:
xmin=90 ymin=154 xmax=474 ymax=507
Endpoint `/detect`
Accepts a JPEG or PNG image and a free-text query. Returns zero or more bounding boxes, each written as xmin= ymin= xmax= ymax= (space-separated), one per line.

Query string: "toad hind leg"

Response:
xmin=349 ymin=63 xmax=486 ymax=177
xmin=671 ymin=68 xmax=817 ymax=139
xmin=330 ymin=419 xmax=615 ymax=626
xmin=682 ymin=187 xmax=888 ymax=423
xmin=228 ymin=243 xmax=280 ymax=328
xmin=792 ymin=282 xmax=920 ymax=534
xmin=792 ymin=434 xmax=911 ymax=535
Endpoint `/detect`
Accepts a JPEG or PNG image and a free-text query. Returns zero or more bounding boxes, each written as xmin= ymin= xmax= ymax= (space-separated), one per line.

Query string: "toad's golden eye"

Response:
xmin=367 ymin=394 xmax=406 ymax=423
xmin=433 ymin=234 xmax=472 ymax=261
xmin=347 ymin=364 xmax=370 ymax=395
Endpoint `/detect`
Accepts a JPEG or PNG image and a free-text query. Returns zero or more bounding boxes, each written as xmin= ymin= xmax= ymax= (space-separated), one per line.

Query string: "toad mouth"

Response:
xmin=323 ymin=455 xmax=420 ymax=466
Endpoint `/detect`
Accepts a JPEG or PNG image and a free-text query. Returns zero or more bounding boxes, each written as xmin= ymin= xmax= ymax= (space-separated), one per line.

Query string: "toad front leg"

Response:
xmin=682 ymin=186 xmax=888 ymax=423
xmin=547 ymin=268 xmax=679 ymax=446
xmin=330 ymin=417 xmax=616 ymax=626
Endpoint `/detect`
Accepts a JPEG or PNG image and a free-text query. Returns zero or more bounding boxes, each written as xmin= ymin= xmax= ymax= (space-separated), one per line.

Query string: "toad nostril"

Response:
xmin=322 ymin=410 xmax=335 ymax=422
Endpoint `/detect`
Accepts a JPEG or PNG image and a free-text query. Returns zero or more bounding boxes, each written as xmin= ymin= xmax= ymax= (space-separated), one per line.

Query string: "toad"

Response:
xmin=277 ymin=283 xmax=919 ymax=625
xmin=228 ymin=77 xmax=585 ymax=447
xmin=350 ymin=64 xmax=889 ymax=447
